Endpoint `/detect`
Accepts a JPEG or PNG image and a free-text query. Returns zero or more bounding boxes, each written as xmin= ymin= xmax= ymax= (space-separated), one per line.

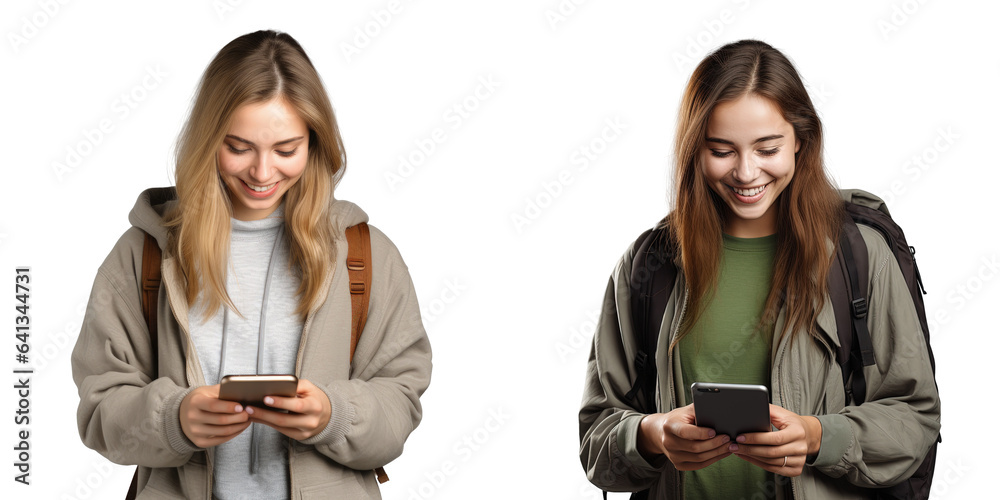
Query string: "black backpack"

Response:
xmin=623 ymin=189 xmax=940 ymax=499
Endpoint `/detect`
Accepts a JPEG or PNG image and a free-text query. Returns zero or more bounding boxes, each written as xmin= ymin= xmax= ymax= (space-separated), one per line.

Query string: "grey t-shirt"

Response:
xmin=189 ymin=204 xmax=303 ymax=500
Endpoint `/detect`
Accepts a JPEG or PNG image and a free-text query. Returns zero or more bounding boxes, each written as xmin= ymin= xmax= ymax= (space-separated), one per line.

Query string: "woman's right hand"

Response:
xmin=637 ymin=404 xmax=732 ymax=471
xmin=179 ymin=384 xmax=251 ymax=448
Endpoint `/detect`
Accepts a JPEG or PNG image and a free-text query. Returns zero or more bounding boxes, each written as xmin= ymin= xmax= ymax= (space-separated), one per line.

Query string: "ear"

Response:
xmin=794 ymin=138 xmax=801 ymax=154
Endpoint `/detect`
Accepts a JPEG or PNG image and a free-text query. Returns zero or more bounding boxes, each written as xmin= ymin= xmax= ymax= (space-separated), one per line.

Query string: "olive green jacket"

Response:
xmin=579 ymin=223 xmax=940 ymax=499
xmin=72 ymin=188 xmax=432 ymax=499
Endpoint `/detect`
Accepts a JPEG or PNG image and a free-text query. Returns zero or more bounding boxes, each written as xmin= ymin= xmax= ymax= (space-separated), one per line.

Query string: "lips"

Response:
xmin=240 ymin=179 xmax=280 ymax=198
xmin=729 ymin=181 xmax=770 ymax=204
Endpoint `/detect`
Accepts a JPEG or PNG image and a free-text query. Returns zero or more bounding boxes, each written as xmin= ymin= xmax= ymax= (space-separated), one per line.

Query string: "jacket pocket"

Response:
xmin=299 ymin=476 xmax=378 ymax=499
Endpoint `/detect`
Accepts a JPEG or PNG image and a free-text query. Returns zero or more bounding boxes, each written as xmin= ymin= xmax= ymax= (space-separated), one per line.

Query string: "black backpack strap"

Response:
xmin=625 ymin=220 xmax=676 ymax=414
xmin=840 ymin=218 xmax=875 ymax=406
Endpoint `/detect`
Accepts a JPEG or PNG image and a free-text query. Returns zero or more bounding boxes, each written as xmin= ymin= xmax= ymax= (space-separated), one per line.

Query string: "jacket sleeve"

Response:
xmin=299 ymin=227 xmax=432 ymax=470
xmin=808 ymin=229 xmax=941 ymax=486
xmin=579 ymin=247 xmax=669 ymax=492
xmin=71 ymin=231 xmax=199 ymax=468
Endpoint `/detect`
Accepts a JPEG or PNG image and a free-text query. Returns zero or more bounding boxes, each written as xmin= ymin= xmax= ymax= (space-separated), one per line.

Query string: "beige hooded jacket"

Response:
xmin=72 ymin=187 xmax=432 ymax=499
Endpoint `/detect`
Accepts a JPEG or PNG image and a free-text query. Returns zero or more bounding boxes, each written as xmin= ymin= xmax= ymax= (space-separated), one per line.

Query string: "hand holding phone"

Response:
xmin=242 ymin=377 xmax=333 ymax=442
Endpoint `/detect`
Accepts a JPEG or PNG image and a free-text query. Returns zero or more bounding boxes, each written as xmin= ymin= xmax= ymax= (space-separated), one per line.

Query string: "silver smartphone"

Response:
xmin=691 ymin=382 xmax=771 ymax=440
xmin=219 ymin=374 xmax=298 ymax=406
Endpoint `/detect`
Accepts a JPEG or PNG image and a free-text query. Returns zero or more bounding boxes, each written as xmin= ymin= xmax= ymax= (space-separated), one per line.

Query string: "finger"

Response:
xmin=192 ymin=421 xmax=253 ymax=447
xmin=248 ymin=418 xmax=311 ymax=441
xmin=671 ymin=438 xmax=733 ymax=465
xmin=669 ymin=433 xmax=731 ymax=455
xmin=737 ymin=423 xmax=805 ymax=447
xmin=681 ymin=451 xmax=732 ymax=471
xmin=195 ymin=409 xmax=250 ymax=426
xmin=262 ymin=394 xmax=314 ymax=415
xmin=737 ymin=429 xmax=784 ymax=446
xmin=195 ymin=395 xmax=245 ymax=414
xmin=729 ymin=441 xmax=807 ymax=459
xmin=735 ymin=452 xmax=801 ymax=476
xmin=247 ymin=405 xmax=311 ymax=431
xmin=673 ymin=441 xmax=734 ymax=470
xmin=667 ymin=420 xmax=718 ymax=441
xmin=190 ymin=420 xmax=252 ymax=440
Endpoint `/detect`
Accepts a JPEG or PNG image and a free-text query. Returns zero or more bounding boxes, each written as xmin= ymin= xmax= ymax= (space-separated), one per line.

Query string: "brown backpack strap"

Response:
xmin=345 ymin=223 xmax=371 ymax=363
xmin=344 ymin=223 xmax=389 ymax=484
xmin=128 ymin=232 xmax=162 ymax=500
xmin=141 ymin=232 xmax=162 ymax=374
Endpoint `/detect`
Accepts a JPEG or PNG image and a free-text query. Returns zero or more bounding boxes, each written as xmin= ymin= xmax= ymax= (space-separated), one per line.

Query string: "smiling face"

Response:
xmin=702 ymin=94 xmax=800 ymax=238
xmin=218 ymin=98 xmax=310 ymax=221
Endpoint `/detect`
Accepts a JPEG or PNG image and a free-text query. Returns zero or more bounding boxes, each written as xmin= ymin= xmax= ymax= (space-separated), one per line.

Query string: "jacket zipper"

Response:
xmin=667 ymin=283 xmax=688 ymax=500
xmin=774 ymin=319 xmax=800 ymax=500
xmin=162 ymin=271 xmax=215 ymax=499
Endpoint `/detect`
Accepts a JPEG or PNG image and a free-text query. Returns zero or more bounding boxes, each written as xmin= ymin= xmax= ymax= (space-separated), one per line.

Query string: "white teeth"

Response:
xmin=732 ymin=184 xmax=767 ymax=196
xmin=245 ymin=181 xmax=276 ymax=192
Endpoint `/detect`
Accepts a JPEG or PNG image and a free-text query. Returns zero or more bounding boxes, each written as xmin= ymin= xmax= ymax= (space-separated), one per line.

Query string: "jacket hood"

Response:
xmin=127 ymin=186 xmax=369 ymax=250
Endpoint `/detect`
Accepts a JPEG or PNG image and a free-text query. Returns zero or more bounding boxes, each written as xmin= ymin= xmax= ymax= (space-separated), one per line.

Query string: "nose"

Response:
xmin=249 ymin=153 xmax=273 ymax=182
xmin=732 ymin=153 xmax=759 ymax=185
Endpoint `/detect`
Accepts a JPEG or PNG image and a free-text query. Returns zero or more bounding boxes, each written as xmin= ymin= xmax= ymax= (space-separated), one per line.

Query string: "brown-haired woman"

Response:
xmin=71 ymin=30 xmax=431 ymax=499
xmin=579 ymin=39 xmax=939 ymax=499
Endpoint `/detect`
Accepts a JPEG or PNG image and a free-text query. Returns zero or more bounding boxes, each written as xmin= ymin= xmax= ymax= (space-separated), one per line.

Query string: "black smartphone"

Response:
xmin=219 ymin=374 xmax=298 ymax=406
xmin=691 ymin=382 xmax=771 ymax=440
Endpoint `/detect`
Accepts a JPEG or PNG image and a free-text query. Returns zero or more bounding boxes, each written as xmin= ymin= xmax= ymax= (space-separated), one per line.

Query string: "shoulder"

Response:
xmin=614 ymin=221 xmax=677 ymax=284
xmin=366 ymin=224 xmax=409 ymax=271
xmin=96 ymin=226 xmax=149 ymax=290
xmin=855 ymin=224 xmax=895 ymax=285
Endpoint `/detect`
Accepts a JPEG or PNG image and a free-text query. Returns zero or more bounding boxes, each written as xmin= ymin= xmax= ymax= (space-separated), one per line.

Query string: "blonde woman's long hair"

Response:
xmin=668 ymin=39 xmax=844 ymax=350
xmin=163 ymin=30 xmax=346 ymax=321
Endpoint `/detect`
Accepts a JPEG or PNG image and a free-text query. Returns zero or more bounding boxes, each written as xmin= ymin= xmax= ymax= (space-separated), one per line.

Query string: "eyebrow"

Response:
xmin=705 ymin=134 xmax=784 ymax=146
xmin=225 ymin=134 xmax=305 ymax=147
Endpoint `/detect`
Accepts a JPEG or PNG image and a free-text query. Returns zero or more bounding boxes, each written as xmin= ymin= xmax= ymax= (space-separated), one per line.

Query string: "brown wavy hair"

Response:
xmin=667 ymin=39 xmax=844 ymax=350
xmin=163 ymin=30 xmax=346 ymax=321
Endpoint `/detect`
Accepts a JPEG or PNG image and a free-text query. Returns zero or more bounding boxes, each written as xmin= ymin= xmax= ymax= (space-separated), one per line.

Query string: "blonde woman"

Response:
xmin=71 ymin=30 xmax=431 ymax=499
xmin=579 ymin=40 xmax=939 ymax=498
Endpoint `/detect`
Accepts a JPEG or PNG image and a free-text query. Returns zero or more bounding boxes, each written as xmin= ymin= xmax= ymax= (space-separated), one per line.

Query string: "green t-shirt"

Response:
xmin=677 ymin=232 xmax=777 ymax=499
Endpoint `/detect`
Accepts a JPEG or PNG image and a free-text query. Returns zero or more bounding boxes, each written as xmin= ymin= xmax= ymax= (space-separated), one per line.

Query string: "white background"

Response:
xmin=2 ymin=1 xmax=997 ymax=499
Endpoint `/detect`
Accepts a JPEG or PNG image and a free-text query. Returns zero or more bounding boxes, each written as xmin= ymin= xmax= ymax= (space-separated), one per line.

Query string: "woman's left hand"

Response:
xmin=727 ymin=404 xmax=823 ymax=477
xmin=245 ymin=379 xmax=332 ymax=441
